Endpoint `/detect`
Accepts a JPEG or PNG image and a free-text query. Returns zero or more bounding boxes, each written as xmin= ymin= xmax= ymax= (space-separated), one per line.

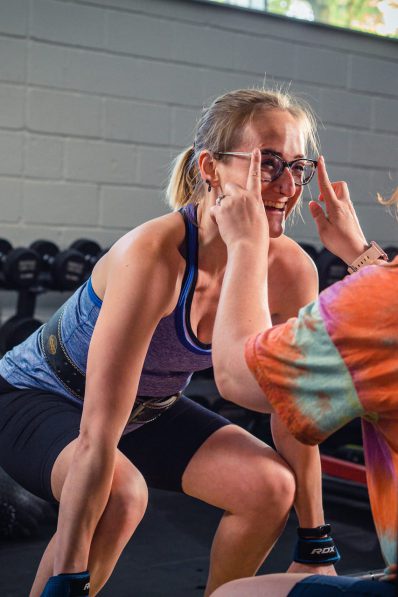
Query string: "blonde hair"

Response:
xmin=166 ymin=87 xmax=319 ymax=210
xmin=378 ymin=187 xmax=398 ymax=210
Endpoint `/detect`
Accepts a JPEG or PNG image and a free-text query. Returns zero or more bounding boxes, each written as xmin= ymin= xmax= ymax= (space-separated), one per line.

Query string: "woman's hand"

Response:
xmin=309 ymin=156 xmax=368 ymax=265
xmin=211 ymin=149 xmax=269 ymax=252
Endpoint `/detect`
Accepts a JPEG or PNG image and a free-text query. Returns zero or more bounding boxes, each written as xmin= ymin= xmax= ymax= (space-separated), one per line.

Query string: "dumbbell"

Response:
xmin=0 ymin=239 xmax=40 ymax=289
xmin=0 ymin=315 xmax=43 ymax=355
xmin=30 ymin=240 xmax=86 ymax=291
xmin=0 ymin=279 xmax=45 ymax=354
xmin=70 ymin=239 xmax=103 ymax=277
xmin=317 ymin=248 xmax=347 ymax=291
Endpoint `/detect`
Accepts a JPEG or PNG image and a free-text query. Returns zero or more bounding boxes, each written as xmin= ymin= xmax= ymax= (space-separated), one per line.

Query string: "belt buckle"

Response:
xmin=127 ymin=393 xmax=180 ymax=425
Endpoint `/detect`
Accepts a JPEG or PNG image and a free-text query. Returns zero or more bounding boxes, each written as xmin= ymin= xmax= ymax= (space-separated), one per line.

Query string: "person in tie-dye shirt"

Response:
xmin=210 ymin=150 xmax=397 ymax=596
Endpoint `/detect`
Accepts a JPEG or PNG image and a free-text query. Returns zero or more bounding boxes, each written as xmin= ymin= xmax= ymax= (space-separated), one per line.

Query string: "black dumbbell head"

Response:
xmin=0 ymin=239 xmax=13 ymax=257
xmin=0 ymin=315 xmax=42 ymax=354
xmin=2 ymin=247 xmax=41 ymax=289
xmin=30 ymin=240 xmax=60 ymax=267
xmin=70 ymin=239 xmax=101 ymax=258
xmin=53 ymin=249 xmax=86 ymax=290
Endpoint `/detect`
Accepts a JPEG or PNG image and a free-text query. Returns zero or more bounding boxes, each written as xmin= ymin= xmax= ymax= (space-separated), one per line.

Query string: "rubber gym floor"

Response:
xmin=0 ymin=375 xmax=384 ymax=596
xmin=0 ymin=484 xmax=384 ymax=596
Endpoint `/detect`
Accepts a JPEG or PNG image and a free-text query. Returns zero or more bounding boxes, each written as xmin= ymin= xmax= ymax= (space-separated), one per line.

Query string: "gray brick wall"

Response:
xmin=0 ymin=0 xmax=397 ymax=256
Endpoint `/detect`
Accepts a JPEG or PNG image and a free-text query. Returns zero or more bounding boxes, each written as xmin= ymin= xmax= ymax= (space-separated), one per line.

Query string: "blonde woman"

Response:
xmin=211 ymin=152 xmax=397 ymax=596
xmin=0 ymin=89 xmax=334 ymax=597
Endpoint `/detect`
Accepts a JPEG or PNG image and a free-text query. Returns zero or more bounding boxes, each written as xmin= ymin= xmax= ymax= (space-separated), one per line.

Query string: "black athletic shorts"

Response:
xmin=0 ymin=375 xmax=230 ymax=502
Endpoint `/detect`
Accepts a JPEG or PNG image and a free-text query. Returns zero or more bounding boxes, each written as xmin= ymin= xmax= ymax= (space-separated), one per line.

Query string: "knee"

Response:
xmin=241 ymin=459 xmax=296 ymax=517
xmin=108 ymin=468 xmax=148 ymax=535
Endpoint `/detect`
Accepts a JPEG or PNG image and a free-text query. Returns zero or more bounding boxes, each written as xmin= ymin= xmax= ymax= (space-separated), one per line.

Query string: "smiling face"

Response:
xmin=215 ymin=108 xmax=307 ymax=238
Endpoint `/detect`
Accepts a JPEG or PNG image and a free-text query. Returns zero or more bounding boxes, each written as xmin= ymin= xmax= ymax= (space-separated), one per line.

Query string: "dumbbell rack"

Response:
xmin=0 ymin=238 xmax=106 ymax=356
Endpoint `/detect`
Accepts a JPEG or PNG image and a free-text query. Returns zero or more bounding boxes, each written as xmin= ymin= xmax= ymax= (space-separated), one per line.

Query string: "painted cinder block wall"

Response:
xmin=0 ymin=0 xmax=397 ymax=313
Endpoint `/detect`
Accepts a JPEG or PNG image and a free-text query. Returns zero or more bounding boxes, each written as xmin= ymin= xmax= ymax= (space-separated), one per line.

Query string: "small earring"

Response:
xmin=205 ymin=179 xmax=211 ymax=192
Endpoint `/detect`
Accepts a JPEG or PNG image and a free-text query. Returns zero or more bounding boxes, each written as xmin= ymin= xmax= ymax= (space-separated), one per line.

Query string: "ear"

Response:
xmin=198 ymin=150 xmax=219 ymax=188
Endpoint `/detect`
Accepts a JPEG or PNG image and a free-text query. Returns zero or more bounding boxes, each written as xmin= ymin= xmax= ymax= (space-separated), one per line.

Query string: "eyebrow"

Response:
xmin=260 ymin=147 xmax=305 ymax=159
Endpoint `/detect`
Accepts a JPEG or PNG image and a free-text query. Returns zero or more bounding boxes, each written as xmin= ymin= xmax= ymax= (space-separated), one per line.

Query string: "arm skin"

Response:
xmin=309 ymin=156 xmax=368 ymax=264
xmin=213 ymin=233 xmax=331 ymax=571
xmin=53 ymin=225 xmax=180 ymax=574
xmin=268 ymin=251 xmax=328 ymax=531
xmin=212 ymin=151 xmax=334 ymax=574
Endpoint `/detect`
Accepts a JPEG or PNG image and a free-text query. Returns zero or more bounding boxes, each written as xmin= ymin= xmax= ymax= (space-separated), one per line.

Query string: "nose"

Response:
xmin=277 ymin=165 xmax=296 ymax=197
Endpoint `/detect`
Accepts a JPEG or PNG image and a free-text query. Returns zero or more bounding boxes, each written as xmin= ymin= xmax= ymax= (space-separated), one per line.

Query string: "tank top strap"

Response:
xmin=178 ymin=204 xmax=198 ymax=301
xmin=176 ymin=205 xmax=211 ymax=355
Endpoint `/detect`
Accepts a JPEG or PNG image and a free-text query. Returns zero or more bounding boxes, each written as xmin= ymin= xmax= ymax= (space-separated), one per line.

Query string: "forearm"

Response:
xmin=271 ymin=414 xmax=324 ymax=527
xmin=215 ymin=241 xmax=270 ymax=341
xmin=213 ymin=241 xmax=272 ymax=409
xmin=54 ymin=436 xmax=116 ymax=573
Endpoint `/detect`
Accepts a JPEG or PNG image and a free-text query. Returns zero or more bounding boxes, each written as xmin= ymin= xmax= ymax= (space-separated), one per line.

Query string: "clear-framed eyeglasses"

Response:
xmin=214 ymin=150 xmax=318 ymax=186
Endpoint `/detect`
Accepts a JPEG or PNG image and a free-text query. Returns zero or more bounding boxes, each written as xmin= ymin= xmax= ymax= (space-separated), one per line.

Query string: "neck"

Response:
xmin=196 ymin=197 xmax=228 ymax=274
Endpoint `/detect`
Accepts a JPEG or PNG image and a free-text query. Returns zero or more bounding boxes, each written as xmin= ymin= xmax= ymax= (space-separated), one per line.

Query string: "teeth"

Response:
xmin=263 ymin=201 xmax=286 ymax=209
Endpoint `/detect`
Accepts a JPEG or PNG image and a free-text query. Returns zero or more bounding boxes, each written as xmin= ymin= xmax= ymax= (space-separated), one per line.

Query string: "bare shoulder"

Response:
xmin=114 ymin=211 xmax=185 ymax=257
xmin=93 ymin=211 xmax=186 ymax=299
xmin=270 ymin=235 xmax=318 ymax=280
xmin=268 ymin=235 xmax=319 ymax=321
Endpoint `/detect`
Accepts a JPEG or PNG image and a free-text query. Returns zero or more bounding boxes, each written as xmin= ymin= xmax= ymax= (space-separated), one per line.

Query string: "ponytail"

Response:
xmin=166 ymin=145 xmax=201 ymax=210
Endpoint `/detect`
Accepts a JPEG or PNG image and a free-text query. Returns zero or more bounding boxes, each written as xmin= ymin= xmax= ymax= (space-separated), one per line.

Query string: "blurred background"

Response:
xmin=0 ymin=0 xmax=397 ymax=595
xmin=0 ymin=0 xmax=396 ymax=314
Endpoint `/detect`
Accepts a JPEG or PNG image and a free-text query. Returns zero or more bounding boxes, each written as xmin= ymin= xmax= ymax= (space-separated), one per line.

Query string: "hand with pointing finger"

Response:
xmin=309 ymin=156 xmax=368 ymax=264
xmin=210 ymin=149 xmax=269 ymax=251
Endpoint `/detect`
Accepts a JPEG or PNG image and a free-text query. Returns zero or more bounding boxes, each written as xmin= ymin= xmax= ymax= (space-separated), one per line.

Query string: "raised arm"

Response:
xmin=212 ymin=151 xmax=337 ymax=574
xmin=52 ymin=231 xmax=178 ymax=575
xmin=211 ymin=149 xmax=273 ymax=411
xmin=309 ymin=156 xmax=368 ymax=264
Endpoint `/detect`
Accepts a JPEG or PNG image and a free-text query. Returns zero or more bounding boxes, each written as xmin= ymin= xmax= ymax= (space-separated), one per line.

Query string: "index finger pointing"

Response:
xmin=317 ymin=155 xmax=334 ymax=196
xmin=246 ymin=148 xmax=262 ymax=196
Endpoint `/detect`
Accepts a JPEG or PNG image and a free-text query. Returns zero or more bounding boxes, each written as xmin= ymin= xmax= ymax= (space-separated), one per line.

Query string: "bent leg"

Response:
xmin=211 ymin=573 xmax=312 ymax=597
xmin=182 ymin=425 xmax=296 ymax=596
xmin=212 ymin=573 xmax=397 ymax=597
xmin=30 ymin=439 xmax=148 ymax=597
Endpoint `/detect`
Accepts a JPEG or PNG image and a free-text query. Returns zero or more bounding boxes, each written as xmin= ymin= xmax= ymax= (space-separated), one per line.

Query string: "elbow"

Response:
xmin=213 ymin=369 xmax=229 ymax=400
xmin=213 ymin=359 xmax=229 ymax=397
xmin=213 ymin=366 xmax=241 ymax=404
xmin=76 ymin=425 xmax=118 ymax=463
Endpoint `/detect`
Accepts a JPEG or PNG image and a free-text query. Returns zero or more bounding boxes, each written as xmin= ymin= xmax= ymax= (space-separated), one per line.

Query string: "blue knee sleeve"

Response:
xmin=41 ymin=571 xmax=90 ymax=597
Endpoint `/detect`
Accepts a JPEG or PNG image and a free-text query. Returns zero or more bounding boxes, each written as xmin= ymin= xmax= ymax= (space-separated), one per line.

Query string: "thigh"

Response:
xmin=0 ymin=376 xmax=81 ymax=502
xmin=288 ymin=575 xmax=396 ymax=596
xmin=182 ymin=424 xmax=292 ymax=511
xmin=118 ymin=395 xmax=231 ymax=492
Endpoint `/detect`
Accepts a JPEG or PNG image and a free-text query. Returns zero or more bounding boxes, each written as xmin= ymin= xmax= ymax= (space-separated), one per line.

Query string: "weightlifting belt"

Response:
xmin=40 ymin=307 xmax=181 ymax=425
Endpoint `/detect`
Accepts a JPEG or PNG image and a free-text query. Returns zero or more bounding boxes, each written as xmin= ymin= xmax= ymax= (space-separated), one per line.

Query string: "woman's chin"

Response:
xmin=266 ymin=212 xmax=286 ymax=238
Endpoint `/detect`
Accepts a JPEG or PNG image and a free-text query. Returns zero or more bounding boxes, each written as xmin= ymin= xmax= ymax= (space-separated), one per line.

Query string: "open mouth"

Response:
xmin=263 ymin=201 xmax=286 ymax=212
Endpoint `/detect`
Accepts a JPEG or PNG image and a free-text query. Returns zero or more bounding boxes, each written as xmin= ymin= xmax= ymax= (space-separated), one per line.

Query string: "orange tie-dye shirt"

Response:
xmin=245 ymin=260 xmax=398 ymax=565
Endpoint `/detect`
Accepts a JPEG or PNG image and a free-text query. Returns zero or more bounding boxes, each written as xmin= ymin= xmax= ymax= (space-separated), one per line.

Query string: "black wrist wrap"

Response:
xmin=293 ymin=536 xmax=341 ymax=564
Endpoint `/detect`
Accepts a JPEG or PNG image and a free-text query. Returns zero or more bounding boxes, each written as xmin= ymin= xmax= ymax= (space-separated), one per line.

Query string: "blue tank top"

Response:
xmin=0 ymin=205 xmax=212 ymax=405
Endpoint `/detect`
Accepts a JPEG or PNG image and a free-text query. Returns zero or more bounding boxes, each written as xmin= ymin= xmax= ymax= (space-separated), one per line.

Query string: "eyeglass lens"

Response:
xmin=260 ymin=153 xmax=315 ymax=185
